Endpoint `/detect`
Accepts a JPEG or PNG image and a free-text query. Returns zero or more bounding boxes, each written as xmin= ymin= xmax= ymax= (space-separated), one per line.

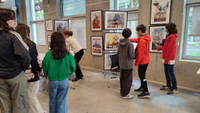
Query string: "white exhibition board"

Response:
xmin=71 ymin=18 xmax=87 ymax=49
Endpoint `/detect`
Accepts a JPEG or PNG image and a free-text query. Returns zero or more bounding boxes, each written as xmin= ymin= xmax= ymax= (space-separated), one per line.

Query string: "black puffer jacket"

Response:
xmin=26 ymin=40 xmax=42 ymax=82
xmin=0 ymin=30 xmax=31 ymax=79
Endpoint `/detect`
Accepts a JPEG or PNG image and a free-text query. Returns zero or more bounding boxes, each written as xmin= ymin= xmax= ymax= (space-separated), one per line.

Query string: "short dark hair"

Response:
xmin=122 ymin=28 xmax=132 ymax=38
xmin=136 ymin=24 xmax=146 ymax=33
xmin=165 ymin=23 xmax=178 ymax=34
xmin=0 ymin=8 xmax=16 ymax=31
xmin=51 ymin=32 xmax=69 ymax=60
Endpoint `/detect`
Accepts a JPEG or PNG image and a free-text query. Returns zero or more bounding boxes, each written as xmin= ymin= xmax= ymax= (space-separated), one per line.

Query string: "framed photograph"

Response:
xmin=104 ymin=11 xmax=128 ymax=30
xmin=104 ymin=52 xmax=117 ymax=70
xmin=104 ymin=32 xmax=124 ymax=51
xmin=90 ymin=10 xmax=103 ymax=31
xmin=55 ymin=20 xmax=68 ymax=31
xmin=91 ymin=36 xmax=103 ymax=56
xmin=45 ymin=20 xmax=54 ymax=31
xmin=150 ymin=0 xmax=171 ymax=25
xmin=47 ymin=35 xmax=51 ymax=50
xmin=149 ymin=26 xmax=166 ymax=52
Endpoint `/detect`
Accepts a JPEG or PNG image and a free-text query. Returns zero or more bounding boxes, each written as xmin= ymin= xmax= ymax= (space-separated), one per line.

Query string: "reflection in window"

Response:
xmin=184 ymin=5 xmax=200 ymax=58
xmin=32 ymin=0 xmax=44 ymax=20
xmin=117 ymin=0 xmax=139 ymax=10
xmin=63 ymin=0 xmax=86 ymax=16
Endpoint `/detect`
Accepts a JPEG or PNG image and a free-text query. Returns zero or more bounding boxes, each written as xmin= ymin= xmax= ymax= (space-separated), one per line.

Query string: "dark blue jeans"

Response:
xmin=164 ymin=64 xmax=177 ymax=90
xmin=48 ymin=78 xmax=69 ymax=113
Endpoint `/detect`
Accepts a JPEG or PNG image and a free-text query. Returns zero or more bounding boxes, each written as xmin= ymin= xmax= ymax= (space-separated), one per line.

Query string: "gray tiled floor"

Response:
xmin=1 ymin=70 xmax=200 ymax=113
xmin=38 ymin=70 xmax=200 ymax=113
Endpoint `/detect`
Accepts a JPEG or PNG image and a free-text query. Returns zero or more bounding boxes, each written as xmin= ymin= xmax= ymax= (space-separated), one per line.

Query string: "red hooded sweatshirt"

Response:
xmin=130 ymin=35 xmax=151 ymax=66
xmin=159 ymin=34 xmax=177 ymax=64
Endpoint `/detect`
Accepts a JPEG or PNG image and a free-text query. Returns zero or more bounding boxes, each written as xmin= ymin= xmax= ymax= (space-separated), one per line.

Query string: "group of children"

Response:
xmin=0 ymin=8 xmax=178 ymax=113
xmin=118 ymin=23 xmax=178 ymax=99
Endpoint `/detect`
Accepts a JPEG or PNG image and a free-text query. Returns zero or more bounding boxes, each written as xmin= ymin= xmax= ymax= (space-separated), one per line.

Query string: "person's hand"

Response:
xmin=39 ymin=71 xmax=44 ymax=77
xmin=157 ymin=47 xmax=162 ymax=51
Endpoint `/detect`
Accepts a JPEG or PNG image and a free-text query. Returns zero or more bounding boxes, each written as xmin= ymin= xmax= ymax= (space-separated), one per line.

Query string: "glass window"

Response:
xmin=31 ymin=0 xmax=44 ymax=21
xmin=182 ymin=3 xmax=200 ymax=61
xmin=26 ymin=0 xmax=45 ymax=45
xmin=117 ymin=0 xmax=139 ymax=10
xmin=63 ymin=0 xmax=86 ymax=17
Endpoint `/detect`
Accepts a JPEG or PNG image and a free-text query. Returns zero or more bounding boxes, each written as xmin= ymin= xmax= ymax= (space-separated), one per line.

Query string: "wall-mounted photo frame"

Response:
xmin=104 ymin=32 xmax=124 ymax=51
xmin=55 ymin=20 xmax=68 ymax=32
xmin=104 ymin=10 xmax=128 ymax=30
xmin=47 ymin=35 xmax=51 ymax=50
xmin=149 ymin=26 xmax=166 ymax=52
xmin=90 ymin=10 xmax=103 ymax=31
xmin=91 ymin=36 xmax=103 ymax=56
xmin=150 ymin=0 xmax=171 ymax=25
xmin=104 ymin=52 xmax=117 ymax=70
xmin=45 ymin=20 xmax=54 ymax=31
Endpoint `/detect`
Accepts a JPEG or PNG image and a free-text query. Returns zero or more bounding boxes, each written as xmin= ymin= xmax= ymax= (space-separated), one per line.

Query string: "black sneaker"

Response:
xmin=138 ymin=92 xmax=151 ymax=99
xmin=72 ymin=77 xmax=82 ymax=82
xmin=134 ymin=87 xmax=144 ymax=92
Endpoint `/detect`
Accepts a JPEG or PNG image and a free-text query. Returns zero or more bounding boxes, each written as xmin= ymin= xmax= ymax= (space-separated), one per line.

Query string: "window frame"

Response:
xmin=181 ymin=2 xmax=200 ymax=62
xmin=26 ymin=0 xmax=45 ymax=46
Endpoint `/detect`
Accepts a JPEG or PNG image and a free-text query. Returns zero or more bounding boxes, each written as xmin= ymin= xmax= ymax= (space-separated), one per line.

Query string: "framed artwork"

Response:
xmin=149 ymin=26 xmax=166 ymax=52
xmin=104 ymin=32 xmax=124 ymax=51
xmin=104 ymin=11 xmax=128 ymax=30
xmin=47 ymin=35 xmax=51 ymax=50
xmin=45 ymin=20 xmax=54 ymax=31
xmin=91 ymin=36 xmax=103 ymax=56
xmin=55 ymin=20 xmax=68 ymax=31
xmin=104 ymin=52 xmax=117 ymax=70
xmin=150 ymin=0 xmax=171 ymax=25
xmin=90 ymin=10 xmax=103 ymax=31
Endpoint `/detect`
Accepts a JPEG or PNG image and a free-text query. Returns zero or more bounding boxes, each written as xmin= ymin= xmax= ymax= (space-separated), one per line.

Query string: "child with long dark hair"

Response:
xmin=158 ymin=23 xmax=178 ymax=95
xmin=42 ymin=32 xmax=76 ymax=113
xmin=16 ymin=23 xmax=46 ymax=113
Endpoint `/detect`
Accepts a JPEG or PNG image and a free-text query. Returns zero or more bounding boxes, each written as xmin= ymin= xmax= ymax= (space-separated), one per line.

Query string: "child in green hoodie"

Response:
xmin=42 ymin=32 xmax=76 ymax=113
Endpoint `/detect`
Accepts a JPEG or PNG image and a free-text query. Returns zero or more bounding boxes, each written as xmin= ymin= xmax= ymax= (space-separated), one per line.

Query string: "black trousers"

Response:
xmin=120 ymin=69 xmax=133 ymax=96
xmin=74 ymin=49 xmax=84 ymax=78
xmin=138 ymin=64 xmax=149 ymax=92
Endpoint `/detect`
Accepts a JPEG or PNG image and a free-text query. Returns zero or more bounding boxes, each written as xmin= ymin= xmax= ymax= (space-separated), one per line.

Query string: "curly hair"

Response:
xmin=50 ymin=32 xmax=69 ymax=59
xmin=0 ymin=8 xmax=16 ymax=31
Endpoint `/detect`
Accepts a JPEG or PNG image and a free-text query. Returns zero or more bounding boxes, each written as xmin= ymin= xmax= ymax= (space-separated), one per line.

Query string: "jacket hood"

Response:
xmin=119 ymin=38 xmax=130 ymax=46
xmin=139 ymin=35 xmax=151 ymax=42
xmin=169 ymin=33 xmax=177 ymax=38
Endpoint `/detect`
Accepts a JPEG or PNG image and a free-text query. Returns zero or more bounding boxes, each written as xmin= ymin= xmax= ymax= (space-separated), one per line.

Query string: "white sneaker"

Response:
xmin=122 ymin=94 xmax=134 ymax=99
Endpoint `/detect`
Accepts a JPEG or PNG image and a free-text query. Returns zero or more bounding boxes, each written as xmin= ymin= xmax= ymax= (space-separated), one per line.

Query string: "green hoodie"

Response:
xmin=42 ymin=51 xmax=76 ymax=81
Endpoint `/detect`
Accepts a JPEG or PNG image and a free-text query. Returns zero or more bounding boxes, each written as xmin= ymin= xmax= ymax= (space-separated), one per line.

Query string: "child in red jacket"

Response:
xmin=130 ymin=24 xmax=151 ymax=98
xmin=158 ymin=23 xmax=178 ymax=95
